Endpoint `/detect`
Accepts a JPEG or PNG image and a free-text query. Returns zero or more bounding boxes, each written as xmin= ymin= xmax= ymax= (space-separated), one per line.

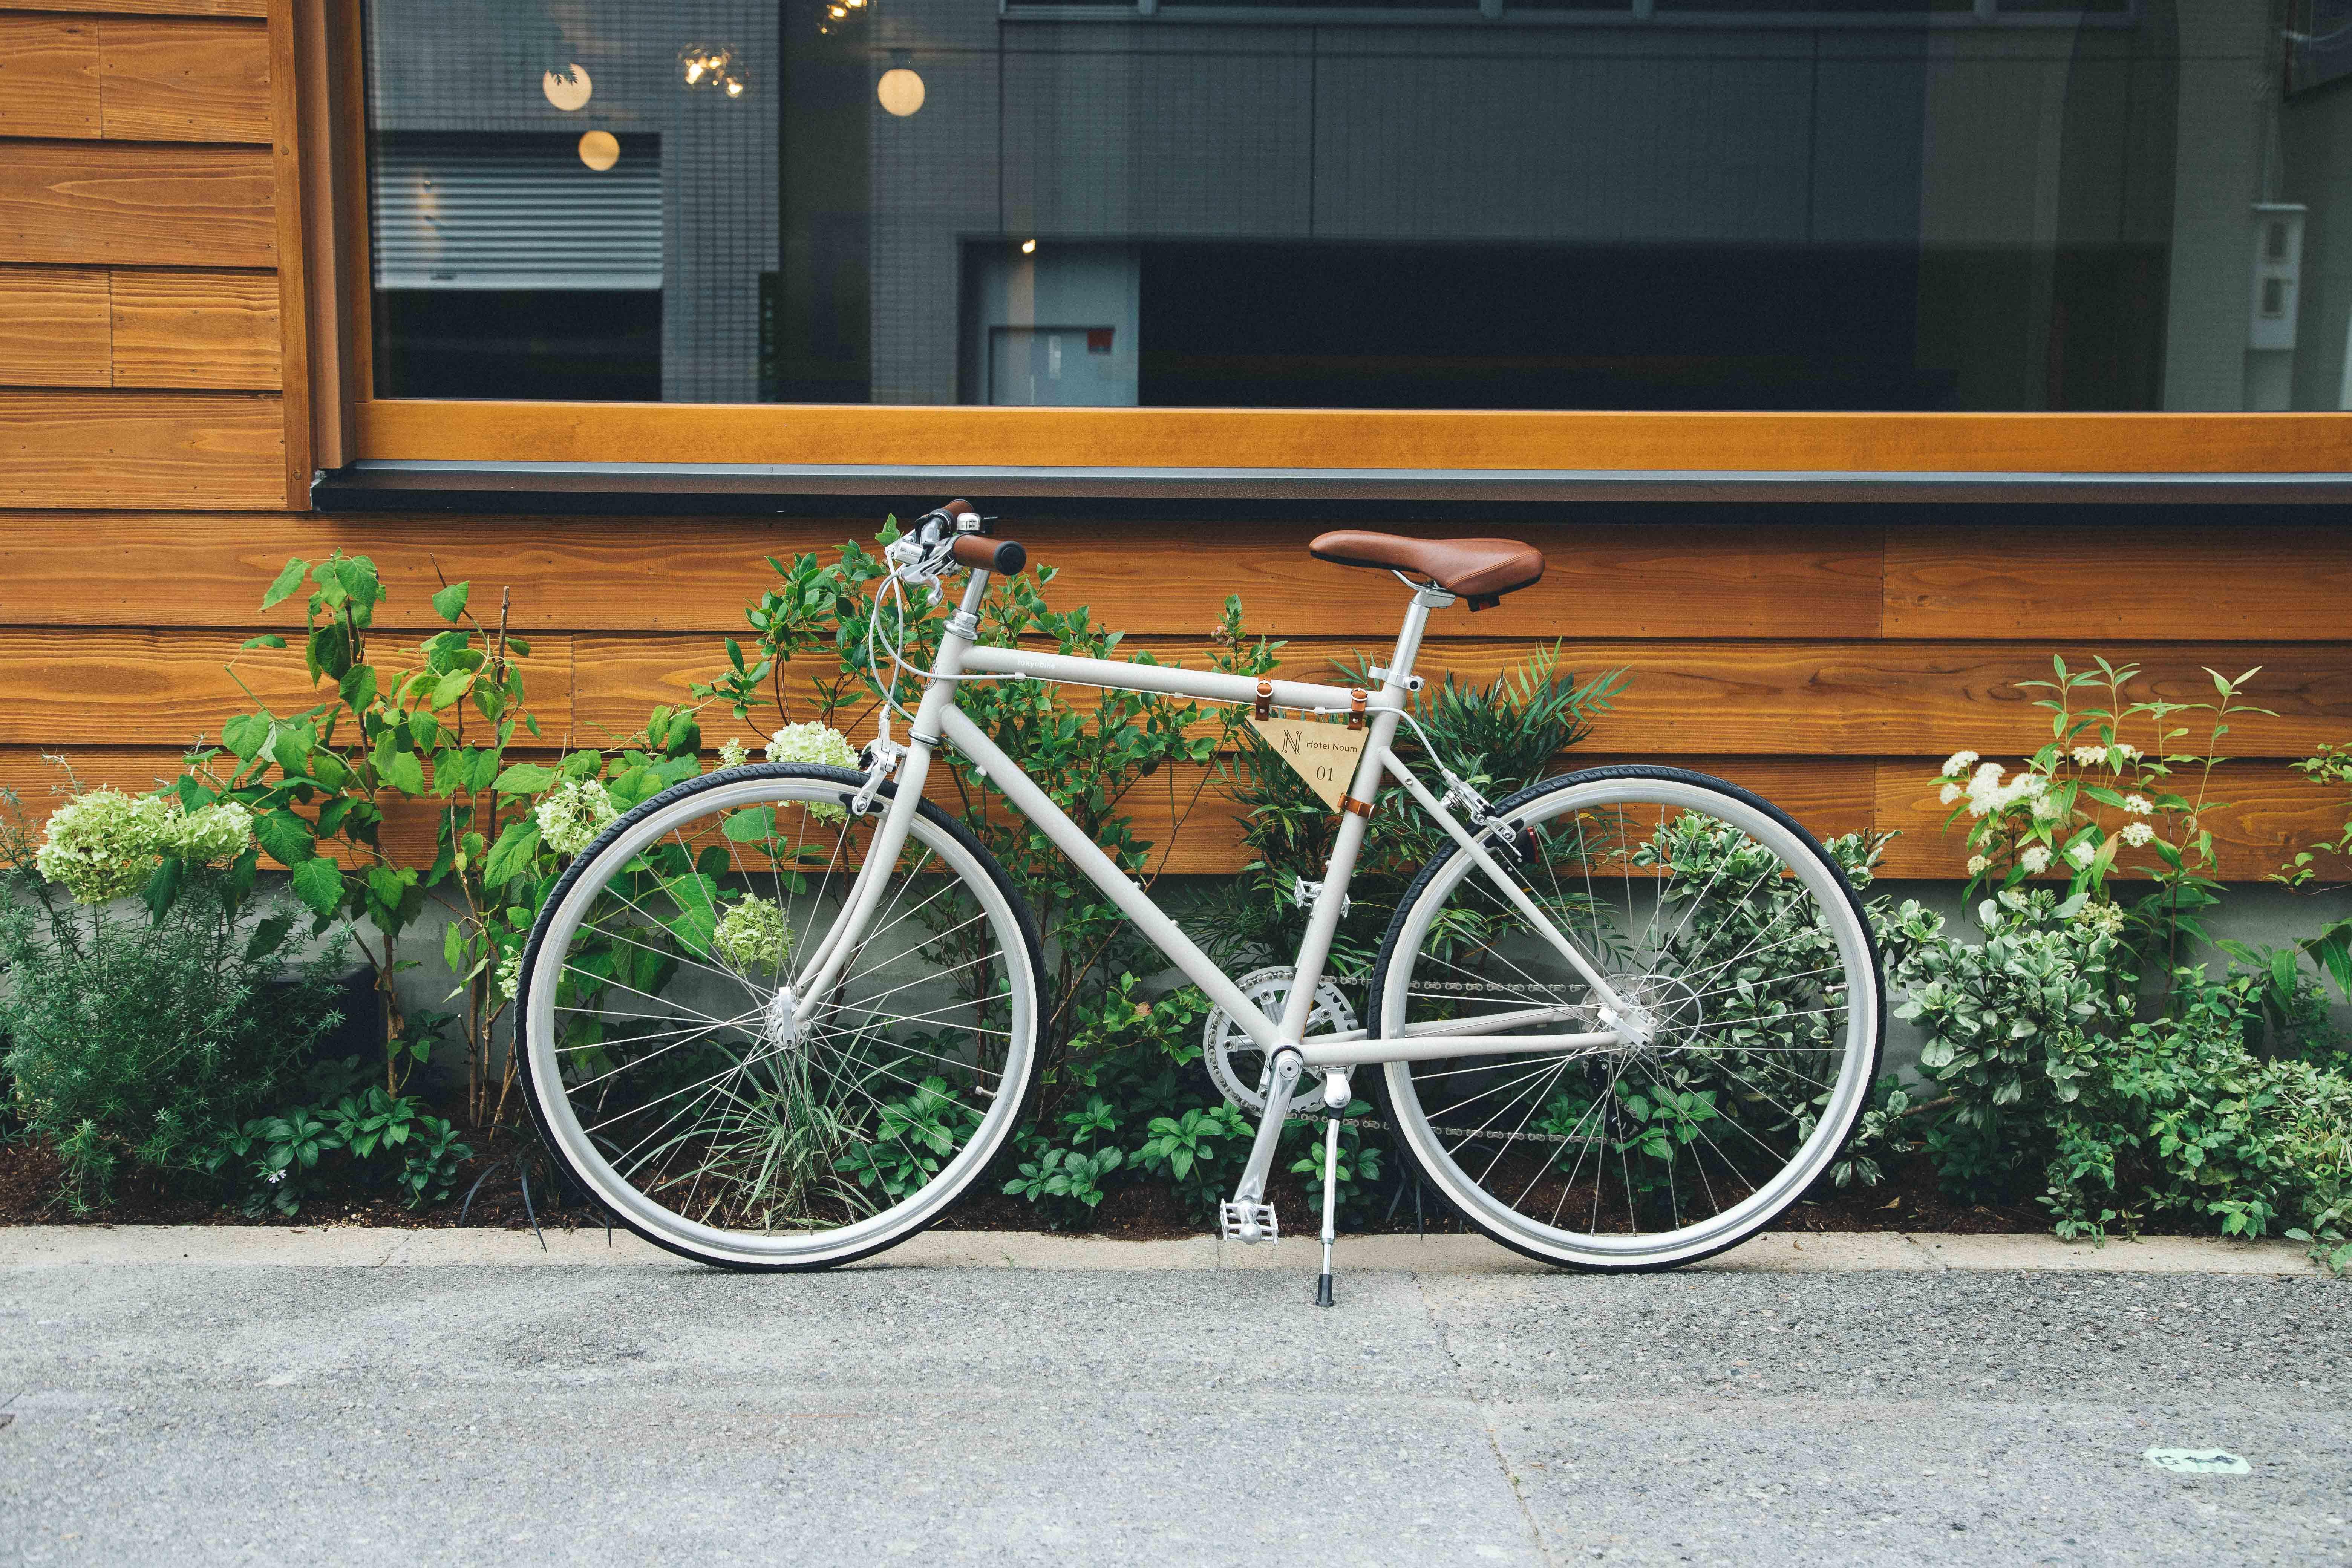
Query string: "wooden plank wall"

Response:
xmin=0 ymin=0 xmax=288 ymax=509
xmin=1 ymin=2 xmax=2347 ymax=885
xmin=1 ymin=513 xmax=2346 ymax=880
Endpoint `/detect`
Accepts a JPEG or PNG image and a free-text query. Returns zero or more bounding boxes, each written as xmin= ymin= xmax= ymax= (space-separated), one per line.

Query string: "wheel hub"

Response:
xmin=1584 ymin=971 xmax=1704 ymax=1058
xmin=762 ymin=985 xmax=801 ymax=1049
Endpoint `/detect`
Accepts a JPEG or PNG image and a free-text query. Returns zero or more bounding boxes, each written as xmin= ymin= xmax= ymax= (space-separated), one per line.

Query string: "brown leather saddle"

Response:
xmin=1306 ymin=530 xmax=1544 ymax=611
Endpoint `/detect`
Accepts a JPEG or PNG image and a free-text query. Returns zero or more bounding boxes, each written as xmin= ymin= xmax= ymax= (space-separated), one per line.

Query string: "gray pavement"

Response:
xmin=0 ymin=1239 xmax=2345 ymax=1566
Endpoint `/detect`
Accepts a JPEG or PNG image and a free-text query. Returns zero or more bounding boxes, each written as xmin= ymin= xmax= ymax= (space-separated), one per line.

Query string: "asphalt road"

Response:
xmin=2 ymin=1262 xmax=2345 ymax=1566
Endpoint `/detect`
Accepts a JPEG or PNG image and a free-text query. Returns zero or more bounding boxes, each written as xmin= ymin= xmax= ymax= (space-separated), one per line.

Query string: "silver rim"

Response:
xmin=1380 ymin=776 xmax=1879 ymax=1269
xmin=524 ymin=772 xmax=1037 ymax=1268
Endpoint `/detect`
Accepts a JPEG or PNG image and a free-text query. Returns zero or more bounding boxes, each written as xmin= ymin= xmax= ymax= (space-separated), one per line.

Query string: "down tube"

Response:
xmin=934 ymin=706 xmax=1281 ymax=1049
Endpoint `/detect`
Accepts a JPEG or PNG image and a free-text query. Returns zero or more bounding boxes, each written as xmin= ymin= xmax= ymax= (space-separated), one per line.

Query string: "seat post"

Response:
xmin=1382 ymin=585 xmax=1450 ymax=690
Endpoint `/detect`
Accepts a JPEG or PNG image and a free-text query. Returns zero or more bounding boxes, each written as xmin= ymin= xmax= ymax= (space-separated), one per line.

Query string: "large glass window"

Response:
xmin=363 ymin=2 xmax=2352 ymax=412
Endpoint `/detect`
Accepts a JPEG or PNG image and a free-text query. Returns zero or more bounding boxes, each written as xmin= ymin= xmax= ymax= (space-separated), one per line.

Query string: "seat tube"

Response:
xmin=1230 ymin=591 xmax=1435 ymax=1208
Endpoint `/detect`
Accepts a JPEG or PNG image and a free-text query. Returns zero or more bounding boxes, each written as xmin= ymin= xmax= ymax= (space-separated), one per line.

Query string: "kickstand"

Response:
xmin=1315 ymin=1109 xmax=1341 ymax=1308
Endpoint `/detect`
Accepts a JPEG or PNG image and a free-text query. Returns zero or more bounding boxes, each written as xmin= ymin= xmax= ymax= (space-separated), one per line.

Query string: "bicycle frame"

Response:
xmin=787 ymin=563 xmax=1636 ymax=1212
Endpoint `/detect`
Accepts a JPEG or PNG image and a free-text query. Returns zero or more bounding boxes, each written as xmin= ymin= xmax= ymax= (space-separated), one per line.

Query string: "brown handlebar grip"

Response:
xmin=951 ymin=534 xmax=1026 ymax=575
xmin=935 ymin=499 xmax=974 ymax=524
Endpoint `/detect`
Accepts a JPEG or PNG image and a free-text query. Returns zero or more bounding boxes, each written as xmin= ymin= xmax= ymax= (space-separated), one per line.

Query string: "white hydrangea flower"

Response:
xmin=2066 ymin=841 xmax=2096 ymax=869
xmin=35 ymin=789 xmax=178 ymax=903
xmin=764 ymin=722 xmax=860 ymax=770
xmin=535 ymin=778 xmax=618 ymax=858
xmin=161 ymin=799 xmax=253 ymax=864
xmin=1938 ymin=782 xmax=1962 ymax=806
xmin=712 ymin=897 xmax=792 ymax=972
xmin=1940 ymin=750 xmax=1980 ymax=779
xmin=717 ymin=736 xmax=749 ymax=770
xmin=495 ymin=946 xmax=522 ymax=1001
xmin=2070 ymin=744 xmax=2106 ymax=767
xmin=2032 ymin=792 xmax=2063 ymax=821
xmin=2122 ymin=793 xmax=2152 ymax=816
xmin=2120 ymin=821 xmax=2156 ymax=848
xmin=1965 ymin=853 xmax=1990 ymax=876
xmin=766 ymin=723 xmax=862 ymax=824
xmin=2019 ymin=844 xmax=2053 ymax=874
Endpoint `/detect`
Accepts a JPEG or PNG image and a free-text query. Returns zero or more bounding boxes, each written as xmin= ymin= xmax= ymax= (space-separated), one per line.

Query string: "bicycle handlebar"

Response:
xmin=951 ymin=534 xmax=1026 ymax=575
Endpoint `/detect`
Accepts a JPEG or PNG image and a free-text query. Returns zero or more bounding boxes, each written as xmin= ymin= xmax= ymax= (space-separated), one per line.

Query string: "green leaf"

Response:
xmin=482 ymin=821 xmax=541 ymax=887
xmin=290 ymin=856 xmax=345 ymax=918
xmin=260 ymin=557 xmax=310 ymax=610
xmin=255 ymin=809 xmax=317 ymax=867
xmin=722 ymin=806 xmax=776 ymax=842
xmin=430 ymin=670 xmax=473 ymax=710
xmin=269 ymin=720 xmax=315 ymax=778
xmin=339 ymin=663 xmax=378 ymax=715
xmin=242 ymin=633 xmax=288 ymax=651
xmin=431 ymin=580 xmax=470 ymax=623
xmin=493 ymin=761 xmax=559 ymax=795
xmin=383 ymin=749 xmax=426 ymax=795
xmin=222 ymin=712 xmax=271 ymax=761
xmin=243 ymin=913 xmax=295 ymax=963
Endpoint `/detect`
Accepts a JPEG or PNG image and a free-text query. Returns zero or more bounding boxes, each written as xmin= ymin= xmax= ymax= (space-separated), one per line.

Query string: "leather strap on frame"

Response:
xmin=1347 ymin=688 xmax=1368 ymax=730
xmin=1340 ymin=793 xmax=1375 ymax=819
xmin=1254 ymin=680 xmax=1274 ymax=720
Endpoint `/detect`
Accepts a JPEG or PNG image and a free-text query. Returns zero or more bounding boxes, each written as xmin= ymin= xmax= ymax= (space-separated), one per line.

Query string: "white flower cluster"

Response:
xmin=2121 ymin=821 xmax=2156 ymax=848
xmin=2122 ymin=793 xmax=2153 ymax=816
xmin=165 ymin=799 xmax=254 ymax=862
xmin=766 ymin=723 xmax=862 ymax=825
xmin=764 ymin=723 xmax=859 ymax=771
xmin=35 ymin=790 xmax=254 ymax=904
xmin=1965 ymin=853 xmax=1990 ymax=876
xmin=2019 ymin=844 xmax=2052 ymax=874
xmin=1940 ymin=750 xmax=1980 ymax=778
xmin=2066 ymin=841 xmax=2096 ymax=870
xmin=534 ymin=778 xmax=619 ymax=858
xmin=712 ymin=897 xmax=792 ymax=972
xmin=496 ymin=946 xmax=522 ymax=1001
xmin=1962 ymin=761 xmax=2045 ymax=819
xmin=2075 ymin=901 xmax=2127 ymax=938
xmin=717 ymin=736 xmax=750 ymax=770
xmin=2071 ymin=742 xmax=2143 ymax=768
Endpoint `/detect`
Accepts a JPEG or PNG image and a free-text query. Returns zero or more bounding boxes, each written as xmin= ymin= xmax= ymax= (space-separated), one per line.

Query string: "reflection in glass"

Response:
xmin=365 ymin=2 xmax=2352 ymax=412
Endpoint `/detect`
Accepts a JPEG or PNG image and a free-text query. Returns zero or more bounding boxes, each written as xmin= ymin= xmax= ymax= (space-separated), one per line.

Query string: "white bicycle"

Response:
xmin=518 ymin=503 xmax=1883 ymax=1297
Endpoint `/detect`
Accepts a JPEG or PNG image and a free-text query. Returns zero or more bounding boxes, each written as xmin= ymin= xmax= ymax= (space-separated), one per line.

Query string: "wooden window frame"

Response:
xmin=310 ymin=3 xmax=2352 ymax=500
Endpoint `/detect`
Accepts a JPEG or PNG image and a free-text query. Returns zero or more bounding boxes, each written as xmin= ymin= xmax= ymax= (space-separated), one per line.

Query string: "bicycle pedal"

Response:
xmin=1218 ymin=1202 xmax=1279 ymax=1245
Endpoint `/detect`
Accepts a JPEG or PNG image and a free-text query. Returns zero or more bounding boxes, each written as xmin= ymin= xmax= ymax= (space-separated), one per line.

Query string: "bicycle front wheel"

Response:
xmin=1371 ymin=766 xmax=1882 ymax=1271
xmin=517 ymin=764 xmax=1044 ymax=1270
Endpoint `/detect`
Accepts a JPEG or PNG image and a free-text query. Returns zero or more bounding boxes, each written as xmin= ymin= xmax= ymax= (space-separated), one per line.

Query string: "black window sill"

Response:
xmin=311 ymin=460 xmax=2352 ymax=519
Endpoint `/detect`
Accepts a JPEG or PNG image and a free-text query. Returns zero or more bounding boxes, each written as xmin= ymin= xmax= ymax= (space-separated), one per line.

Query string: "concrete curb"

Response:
xmin=0 ymin=1224 xmax=2332 ymax=1274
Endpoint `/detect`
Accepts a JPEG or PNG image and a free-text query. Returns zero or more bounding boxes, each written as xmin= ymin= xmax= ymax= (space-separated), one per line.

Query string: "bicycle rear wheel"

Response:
xmin=517 ymin=764 xmax=1044 ymax=1270
xmin=1370 ymin=766 xmax=1882 ymax=1271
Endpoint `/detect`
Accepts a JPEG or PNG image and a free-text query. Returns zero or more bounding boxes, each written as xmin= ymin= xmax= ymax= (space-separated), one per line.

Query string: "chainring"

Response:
xmin=1202 ymin=965 xmax=1357 ymax=1117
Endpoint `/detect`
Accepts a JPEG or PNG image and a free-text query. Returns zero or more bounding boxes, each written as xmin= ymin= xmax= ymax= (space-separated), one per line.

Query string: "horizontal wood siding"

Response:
xmin=0 ymin=265 xmax=112 ymax=383
xmin=0 ymin=389 xmax=282 ymax=505
xmin=0 ymin=142 xmax=275 ymax=267
xmin=107 ymin=267 xmax=278 ymax=387
xmin=0 ymin=511 xmax=2343 ymax=881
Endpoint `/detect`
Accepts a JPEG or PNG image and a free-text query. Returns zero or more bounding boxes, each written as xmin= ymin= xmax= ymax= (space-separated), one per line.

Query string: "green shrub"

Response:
xmin=2041 ymin=977 xmax=2352 ymax=1268
xmin=0 ymin=861 xmax=349 ymax=1213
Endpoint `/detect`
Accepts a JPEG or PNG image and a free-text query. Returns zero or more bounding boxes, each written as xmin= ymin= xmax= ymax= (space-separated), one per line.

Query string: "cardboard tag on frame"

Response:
xmin=1247 ymin=715 xmax=1368 ymax=810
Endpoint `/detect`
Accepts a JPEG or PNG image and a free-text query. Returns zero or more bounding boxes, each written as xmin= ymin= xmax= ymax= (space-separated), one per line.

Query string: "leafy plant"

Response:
xmin=1936 ymin=654 xmax=2269 ymax=967
xmin=205 ymin=1086 xmax=473 ymax=1217
xmin=1200 ymin=645 xmax=1625 ymax=982
xmin=0 ymin=810 xmax=349 ymax=1212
